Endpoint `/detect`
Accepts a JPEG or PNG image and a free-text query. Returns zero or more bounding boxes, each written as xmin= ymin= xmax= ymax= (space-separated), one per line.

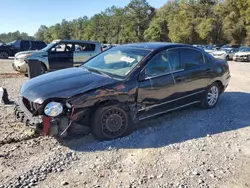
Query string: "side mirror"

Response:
xmin=138 ymin=71 xmax=146 ymax=81
xmin=50 ymin=48 xmax=56 ymax=52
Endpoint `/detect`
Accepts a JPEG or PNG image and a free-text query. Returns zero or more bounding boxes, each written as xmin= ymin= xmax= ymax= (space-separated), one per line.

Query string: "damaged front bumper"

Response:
xmin=14 ymin=97 xmax=43 ymax=129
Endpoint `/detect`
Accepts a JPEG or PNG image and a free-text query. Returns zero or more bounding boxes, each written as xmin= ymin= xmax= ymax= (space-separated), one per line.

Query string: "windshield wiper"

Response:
xmin=85 ymin=67 xmax=113 ymax=79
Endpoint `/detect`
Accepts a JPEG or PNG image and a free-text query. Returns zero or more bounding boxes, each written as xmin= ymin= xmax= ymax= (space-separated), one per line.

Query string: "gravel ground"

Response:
xmin=0 ymin=59 xmax=250 ymax=188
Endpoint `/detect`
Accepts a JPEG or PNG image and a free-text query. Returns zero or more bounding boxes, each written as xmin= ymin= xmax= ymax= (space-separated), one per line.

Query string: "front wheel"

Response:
xmin=91 ymin=104 xmax=133 ymax=141
xmin=226 ymin=55 xmax=229 ymax=61
xmin=0 ymin=51 xmax=9 ymax=59
xmin=201 ymin=83 xmax=220 ymax=109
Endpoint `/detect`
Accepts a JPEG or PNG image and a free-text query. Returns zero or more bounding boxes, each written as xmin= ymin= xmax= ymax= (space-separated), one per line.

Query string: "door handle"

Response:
xmin=175 ymin=76 xmax=184 ymax=82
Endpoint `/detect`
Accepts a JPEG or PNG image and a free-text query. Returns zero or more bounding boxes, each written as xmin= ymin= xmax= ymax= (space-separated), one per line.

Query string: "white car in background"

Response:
xmin=233 ymin=47 xmax=250 ymax=62
xmin=211 ymin=48 xmax=237 ymax=60
xmin=204 ymin=45 xmax=216 ymax=55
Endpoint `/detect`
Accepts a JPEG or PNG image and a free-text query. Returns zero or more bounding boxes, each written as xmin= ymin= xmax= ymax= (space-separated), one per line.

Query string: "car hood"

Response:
xmin=205 ymin=49 xmax=214 ymax=52
xmin=212 ymin=51 xmax=226 ymax=55
xmin=21 ymin=67 xmax=117 ymax=104
xmin=15 ymin=50 xmax=43 ymax=57
xmin=234 ymin=52 xmax=250 ymax=56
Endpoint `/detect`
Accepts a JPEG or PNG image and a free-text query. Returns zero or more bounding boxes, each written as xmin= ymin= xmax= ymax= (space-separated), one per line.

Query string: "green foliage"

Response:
xmin=2 ymin=0 xmax=250 ymax=45
xmin=0 ymin=31 xmax=34 ymax=43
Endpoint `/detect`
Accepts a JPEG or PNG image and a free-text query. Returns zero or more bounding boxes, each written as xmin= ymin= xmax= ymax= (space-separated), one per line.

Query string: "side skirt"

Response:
xmin=139 ymin=101 xmax=201 ymax=121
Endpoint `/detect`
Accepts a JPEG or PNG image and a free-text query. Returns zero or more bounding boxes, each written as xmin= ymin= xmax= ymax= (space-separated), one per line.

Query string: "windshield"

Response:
xmin=205 ymin=46 xmax=214 ymax=50
xmin=41 ymin=41 xmax=57 ymax=51
xmin=217 ymin=49 xmax=226 ymax=52
xmin=7 ymin=40 xmax=16 ymax=45
xmin=239 ymin=47 xmax=250 ymax=52
xmin=82 ymin=47 xmax=151 ymax=78
xmin=218 ymin=49 xmax=231 ymax=52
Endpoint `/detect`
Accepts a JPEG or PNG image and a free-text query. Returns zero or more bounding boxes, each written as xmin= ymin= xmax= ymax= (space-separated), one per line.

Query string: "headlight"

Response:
xmin=44 ymin=102 xmax=63 ymax=117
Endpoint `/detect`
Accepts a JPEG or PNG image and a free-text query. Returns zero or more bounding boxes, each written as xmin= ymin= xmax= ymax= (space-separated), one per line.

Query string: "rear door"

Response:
xmin=20 ymin=40 xmax=31 ymax=51
xmin=48 ymin=42 xmax=73 ymax=70
xmin=73 ymin=43 xmax=96 ymax=66
xmin=171 ymin=48 xmax=214 ymax=106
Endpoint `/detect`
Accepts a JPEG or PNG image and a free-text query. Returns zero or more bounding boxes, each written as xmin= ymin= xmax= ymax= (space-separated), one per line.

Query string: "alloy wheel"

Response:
xmin=207 ymin=86 xmax=219 ymax=107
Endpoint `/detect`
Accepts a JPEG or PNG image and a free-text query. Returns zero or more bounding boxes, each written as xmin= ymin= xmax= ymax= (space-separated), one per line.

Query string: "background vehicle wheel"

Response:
xmin=226 ymin=55 xmax=229 ymax=61
xmin=0 ymin=51 xmax=9 ymax=59
xmin=91 ymin=104 xmax=133 ymax=141
xmin=201 ymin=83 xmax=220 ymax=109
xmin=41 ymin=63 xmax=46 ymax=74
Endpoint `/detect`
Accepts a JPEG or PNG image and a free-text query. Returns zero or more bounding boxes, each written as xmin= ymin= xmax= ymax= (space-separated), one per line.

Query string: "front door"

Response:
xmin=48 ymin=43 xmax=73 ymax=70
xmin=137 ymin=51 xmax=176 ymax=120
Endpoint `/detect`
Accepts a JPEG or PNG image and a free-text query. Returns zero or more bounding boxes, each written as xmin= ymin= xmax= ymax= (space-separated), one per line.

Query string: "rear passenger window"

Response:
xmin=31 ymin=41 xmax=46 ymax=50
xmin=180 ymin=49 xmax=204 ymax=69
xmin=21 ymin=41 xmax=30 ymax=51
xmin=37 ymin=42 xmax=46 ymax=49
xmin=75 ymin=43 xmax=95 ymax=52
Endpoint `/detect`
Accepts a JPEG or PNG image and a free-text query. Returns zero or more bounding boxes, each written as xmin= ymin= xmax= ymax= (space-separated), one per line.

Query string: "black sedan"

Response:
xmin=15 ymin=43 xmax=231 ymax=140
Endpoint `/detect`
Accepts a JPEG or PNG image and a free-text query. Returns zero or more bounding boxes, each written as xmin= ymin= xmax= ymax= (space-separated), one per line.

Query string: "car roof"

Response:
xmin=53 ymin=39 xmax=100 ymax=44
xmin=121 ymin=42 xmax=194 ymax=50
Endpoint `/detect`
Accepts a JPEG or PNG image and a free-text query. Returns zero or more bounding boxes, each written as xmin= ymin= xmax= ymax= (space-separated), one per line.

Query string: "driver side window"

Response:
xmin=145 ymin=52 xmax=171 ymax=78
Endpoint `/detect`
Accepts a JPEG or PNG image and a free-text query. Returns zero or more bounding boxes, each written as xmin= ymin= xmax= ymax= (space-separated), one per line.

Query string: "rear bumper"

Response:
xmin=14 ymin=98 xmax=42 ymax=129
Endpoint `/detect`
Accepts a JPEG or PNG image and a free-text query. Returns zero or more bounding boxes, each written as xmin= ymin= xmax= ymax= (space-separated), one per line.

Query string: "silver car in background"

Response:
xmin=211 ymin=48 xmax=237 ymax=60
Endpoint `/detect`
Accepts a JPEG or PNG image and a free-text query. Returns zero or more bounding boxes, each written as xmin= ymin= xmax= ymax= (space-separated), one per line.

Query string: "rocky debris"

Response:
xmin=198 ymin=179 xmax=204 ymax=184
xmin=1 ymin=60 xmax=250 ymax=188
xmin=192 ymin=171 xmax=200 ymax=176
xmin=0 ymin=133 xmax=36 ymax=147
xmin=61 ymin=181 xmax=69 ymax=186
xmin=2 ymin=151 xmax=79 ymax=188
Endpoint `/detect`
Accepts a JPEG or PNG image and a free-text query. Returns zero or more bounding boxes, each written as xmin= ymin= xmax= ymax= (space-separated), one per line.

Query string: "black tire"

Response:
xmin=0 ymin=51 xmax=9 ymax=59
xmin=226 ymin=55 xmax=229 ymax=61
xmin=201 ymin=83 xmax=220 ymax=109
xmin=91 ymin=104 xmax=133 ymax=141
xmin=40 ymin=63 xmax=46 ymax=74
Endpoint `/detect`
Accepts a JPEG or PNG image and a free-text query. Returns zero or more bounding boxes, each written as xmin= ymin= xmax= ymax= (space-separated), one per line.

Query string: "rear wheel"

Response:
xmin=0 ymin=51 xmax=9 ymax=59
xmin=40 ymin=63 xmax=46 ymax=74
xmin=91 ymin=104 xmax=133 ymax=141
xmin=226 ymin=55 xmax=229 ymax=61
xmin=201 ymin=83 xmax=220 ymax=109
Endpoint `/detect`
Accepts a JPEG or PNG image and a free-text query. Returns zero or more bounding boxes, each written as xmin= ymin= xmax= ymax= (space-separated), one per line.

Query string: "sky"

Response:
xmin=0 ymin=0 xmax=166 ymax=36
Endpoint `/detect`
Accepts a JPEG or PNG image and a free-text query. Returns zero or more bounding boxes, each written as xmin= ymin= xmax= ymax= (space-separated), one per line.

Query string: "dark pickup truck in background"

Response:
xmin=0 ymin=40 xmax=46 ymax=59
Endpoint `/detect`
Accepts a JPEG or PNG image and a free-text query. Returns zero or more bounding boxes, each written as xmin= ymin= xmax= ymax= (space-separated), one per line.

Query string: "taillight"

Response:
xmin=101 ymin=47 xmax=103 ymax=52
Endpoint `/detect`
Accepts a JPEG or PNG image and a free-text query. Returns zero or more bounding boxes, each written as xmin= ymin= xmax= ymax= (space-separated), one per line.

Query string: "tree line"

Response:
xmin=1 ymin=0 xmax=250 ymax=45
xmin=0 ymin=31 xmax=34 ymax=43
